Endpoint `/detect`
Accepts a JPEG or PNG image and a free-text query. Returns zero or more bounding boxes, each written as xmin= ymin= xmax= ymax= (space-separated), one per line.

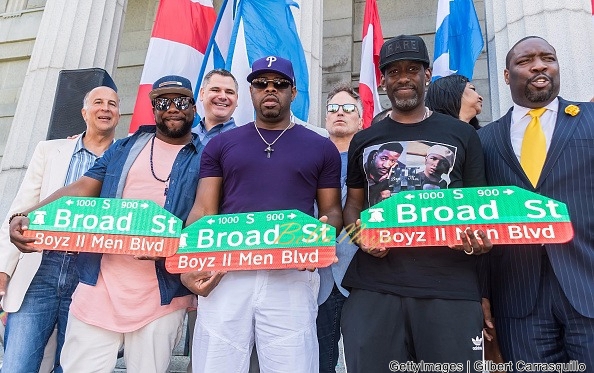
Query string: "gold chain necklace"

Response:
xmin=253 ymin=122 xmax=294 ymax=158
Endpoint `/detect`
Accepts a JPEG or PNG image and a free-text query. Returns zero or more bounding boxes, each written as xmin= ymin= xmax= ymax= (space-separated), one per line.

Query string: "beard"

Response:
xmin=391 ymin=95 xmax=422 ymax=112
xmin=524 ymin=84 xmax=555 ymax=104
xmin=524 ymin=75 xmax=557 ymax=104
xmin=261 ymin=107 xmax=282 ymax=119
xmin=155 ymin=118 xmax=193 ymax=139
xmin=259 ymin=97 xmax=284 ymax=120
xmin=388 ymin=85 xmax=423 ymax=112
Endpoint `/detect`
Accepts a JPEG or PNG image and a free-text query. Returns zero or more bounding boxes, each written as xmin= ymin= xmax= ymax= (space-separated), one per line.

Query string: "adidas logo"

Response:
xmin=471 ymin=335 xmax=483 ymax=351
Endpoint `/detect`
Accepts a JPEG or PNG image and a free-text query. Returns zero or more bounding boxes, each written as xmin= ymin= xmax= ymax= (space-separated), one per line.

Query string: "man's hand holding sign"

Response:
xmin=346 ymin=219 xmax=492 ymax=258
xmin=165 ymin=209 xmax=336 ymax=273
xmin=11 ymin=197 xmax=182 ymax=257
xmin=357 ymin=186 xmax=572 ymax=249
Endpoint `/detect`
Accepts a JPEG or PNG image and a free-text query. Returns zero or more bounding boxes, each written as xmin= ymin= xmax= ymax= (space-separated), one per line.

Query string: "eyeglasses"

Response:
xmin=152 ymin=97 xmax=194 ymax=111
xmin=327 ymin=103 xmax=358 ymax=114
xmin=251 ymin=78 xmax=292 ymax=90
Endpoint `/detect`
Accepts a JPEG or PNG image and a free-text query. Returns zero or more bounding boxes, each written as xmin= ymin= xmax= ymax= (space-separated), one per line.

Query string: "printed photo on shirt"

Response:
xmin=363 ymin=141 xmax=457 ymax=206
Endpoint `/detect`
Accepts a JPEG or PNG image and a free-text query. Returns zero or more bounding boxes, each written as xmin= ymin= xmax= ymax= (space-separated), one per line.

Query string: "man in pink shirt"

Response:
xmin=9 ymin=75 xmax=203 ymax=373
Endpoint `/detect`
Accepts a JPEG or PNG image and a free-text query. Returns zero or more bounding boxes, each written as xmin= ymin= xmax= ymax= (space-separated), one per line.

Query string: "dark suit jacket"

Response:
xmin=479 ymin=97 xmax=594 ymax=319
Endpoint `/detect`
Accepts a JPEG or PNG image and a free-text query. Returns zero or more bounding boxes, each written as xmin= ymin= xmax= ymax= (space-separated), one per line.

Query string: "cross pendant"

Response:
xmin=164 ymin=186 xmax=168 ymax=196
xmin=265 ymin=145 xmax=274 ymax=158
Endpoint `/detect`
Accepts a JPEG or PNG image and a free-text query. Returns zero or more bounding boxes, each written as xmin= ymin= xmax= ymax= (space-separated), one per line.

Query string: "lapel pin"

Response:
xmin=564 ymin=105 xmax=580 ymax=117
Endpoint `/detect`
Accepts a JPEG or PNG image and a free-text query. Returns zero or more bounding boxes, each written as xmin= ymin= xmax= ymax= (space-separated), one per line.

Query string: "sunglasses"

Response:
xmin=251 ymin=78 xmax=292 ymax=90
xmin=327 ymin=103 xmax=358 ymax=114
xmin=152 ymin=97 xmax=194 ymax=111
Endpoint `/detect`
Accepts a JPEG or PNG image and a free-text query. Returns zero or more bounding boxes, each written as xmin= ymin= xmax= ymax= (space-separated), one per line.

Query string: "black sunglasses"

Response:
xmin=152 ymin=97 xmax=194 ymax=111
xmin=251 ymin=78 xmax=292 ymax=90
xmin=327 ymin=103 xmax=358 ymax=114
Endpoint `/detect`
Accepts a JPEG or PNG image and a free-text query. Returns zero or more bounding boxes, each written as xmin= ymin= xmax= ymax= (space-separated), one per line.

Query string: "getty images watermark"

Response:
xmin=389 ymin=360 xmax=587 ymax=373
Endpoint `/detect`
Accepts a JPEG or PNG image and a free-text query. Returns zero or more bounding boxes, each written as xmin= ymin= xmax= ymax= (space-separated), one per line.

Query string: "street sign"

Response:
xmin=165 ymin=209 xmax=336 ymax=273
xmin=23 ymin=197 xmax=182 ymax=256
xmin=359 ymin=186 xmax=574 ymax=247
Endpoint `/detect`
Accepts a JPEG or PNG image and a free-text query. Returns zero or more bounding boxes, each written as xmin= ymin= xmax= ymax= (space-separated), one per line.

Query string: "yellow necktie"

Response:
xmin=520 ymin=108 xmax=547 ymax=187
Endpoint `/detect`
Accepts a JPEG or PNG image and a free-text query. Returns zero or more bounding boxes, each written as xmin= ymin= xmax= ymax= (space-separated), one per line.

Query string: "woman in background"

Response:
xmin=426 ymin=74 xmax=504 ymax=367
xmin=426 ymin=74 xmax=483 ymax=129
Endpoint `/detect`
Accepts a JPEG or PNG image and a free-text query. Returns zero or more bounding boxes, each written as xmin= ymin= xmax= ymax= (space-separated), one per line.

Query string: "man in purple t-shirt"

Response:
xmin=181 ymin=56 xmax=342 ymax=373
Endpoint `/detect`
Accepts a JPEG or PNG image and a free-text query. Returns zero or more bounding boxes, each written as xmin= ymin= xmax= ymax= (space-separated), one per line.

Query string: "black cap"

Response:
xmin=379 ymin=35 xmax=430 ymax=71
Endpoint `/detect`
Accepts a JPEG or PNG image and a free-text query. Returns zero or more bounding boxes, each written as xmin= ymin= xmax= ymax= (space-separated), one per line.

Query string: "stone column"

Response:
xmin=0 ymin=0 xmax=128 ymax=215
xmin=484 ymin=0 xmax=594 ymax=118
xmin=292 ymin=0 xmax=324 ymax=126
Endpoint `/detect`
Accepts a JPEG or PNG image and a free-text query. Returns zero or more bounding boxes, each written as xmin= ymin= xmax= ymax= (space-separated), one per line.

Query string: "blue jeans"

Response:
xmin=2 ymin=251 xmax=79 ymax=373
xmin=316 ymin=285 xmax=347 ymax=373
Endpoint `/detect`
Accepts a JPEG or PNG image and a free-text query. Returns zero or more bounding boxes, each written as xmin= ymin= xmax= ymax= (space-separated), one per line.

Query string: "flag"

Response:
xmin=432 ymin=0 xmax=484 ymax=81
xmin=358 ymin=0 xmax=384 ymax=129
xmin=129 ymin=0 xmax=217 ymax=134
xmin=195 ymin=0 xmax=310 ymax=127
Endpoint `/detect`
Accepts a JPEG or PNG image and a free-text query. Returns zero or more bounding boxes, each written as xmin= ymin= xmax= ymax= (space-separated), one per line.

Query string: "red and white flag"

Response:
xmin=358 ymin=0 xmax=384 ymax=128
xmin=129 ymin=0 xmax=217 ymax=134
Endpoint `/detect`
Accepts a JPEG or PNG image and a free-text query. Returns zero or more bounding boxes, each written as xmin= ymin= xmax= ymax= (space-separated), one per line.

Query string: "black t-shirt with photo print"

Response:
xmin=343 ymin=112 xmax=486 ymax=300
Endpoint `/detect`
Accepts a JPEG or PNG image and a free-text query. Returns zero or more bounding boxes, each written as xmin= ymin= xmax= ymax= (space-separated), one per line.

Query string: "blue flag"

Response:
xmin=432 ymin=0 xmax=484 ymax=81
xmin=195 ymin=0 xmax=310 ymax=126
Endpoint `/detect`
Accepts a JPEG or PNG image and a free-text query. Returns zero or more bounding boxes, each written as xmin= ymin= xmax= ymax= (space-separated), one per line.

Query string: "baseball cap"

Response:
xmin=246 ymin=56 xmax=295 ymax=85
xmin=149 ymin=75 xmax=193 ymax=100
xmin=379 ymin=35 xmax=430 ymax=71
xmin=426 ymin=144 xmax=455 ymax=168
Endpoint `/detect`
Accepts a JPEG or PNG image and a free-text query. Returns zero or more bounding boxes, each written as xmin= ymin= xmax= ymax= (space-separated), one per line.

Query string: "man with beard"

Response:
xmin=341 ymin=35 xmax=491 ymax=372
xmin=9 ymin=75 xmax=201 ymax=372
xmin=479 ymin=36 xmax=594 ymax=366
xmin=180 ymin=56 xmax=342 ymax=373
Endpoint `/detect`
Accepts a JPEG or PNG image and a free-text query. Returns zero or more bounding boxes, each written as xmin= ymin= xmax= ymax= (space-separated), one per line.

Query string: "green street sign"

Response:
xmin=360 ymin=186 xmax=574 ymax=247
xmin=23 ymin=197 xmax=182 ymax=256
xmin=165 ymin=209 xmax=336 ymax=272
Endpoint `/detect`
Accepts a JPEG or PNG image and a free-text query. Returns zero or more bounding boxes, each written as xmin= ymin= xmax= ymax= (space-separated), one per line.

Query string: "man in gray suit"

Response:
xmin=479 ymin=36 xmax=594 ymax=366
xmin=0 ymin=86 xmax=120 ymax=373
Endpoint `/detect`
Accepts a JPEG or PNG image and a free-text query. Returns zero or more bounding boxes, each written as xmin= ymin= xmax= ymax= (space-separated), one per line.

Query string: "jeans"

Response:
xmin=2 ymin=251 xmax=79 ymax=373
xmin=316 ymin=285 xmax=347 ymax=373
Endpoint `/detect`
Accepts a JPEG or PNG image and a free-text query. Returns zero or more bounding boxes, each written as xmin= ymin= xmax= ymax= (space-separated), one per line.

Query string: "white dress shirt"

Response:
xmin=510 ymin=97 xmax=559 ymax=161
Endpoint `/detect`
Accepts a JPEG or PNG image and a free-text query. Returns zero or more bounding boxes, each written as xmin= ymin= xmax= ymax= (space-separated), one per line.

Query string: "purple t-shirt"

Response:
xmin=200 ymin=123 xmax=341 ymax=216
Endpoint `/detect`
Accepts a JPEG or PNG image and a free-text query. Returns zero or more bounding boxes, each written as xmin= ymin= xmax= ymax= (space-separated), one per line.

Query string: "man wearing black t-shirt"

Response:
xmin=341 ymin=35 xmax=492 ymax=372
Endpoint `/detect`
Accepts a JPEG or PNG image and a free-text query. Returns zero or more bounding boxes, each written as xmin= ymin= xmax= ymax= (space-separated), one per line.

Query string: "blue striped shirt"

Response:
xmin=63 ymin=133 xmax=105 ymax=186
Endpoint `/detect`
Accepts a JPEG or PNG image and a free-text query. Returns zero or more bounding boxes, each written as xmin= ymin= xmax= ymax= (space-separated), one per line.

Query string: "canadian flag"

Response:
xmin=128 ymin=0 xmax=217 ymax=134
xmin=358 ymin=0 xmax=384 ymax=128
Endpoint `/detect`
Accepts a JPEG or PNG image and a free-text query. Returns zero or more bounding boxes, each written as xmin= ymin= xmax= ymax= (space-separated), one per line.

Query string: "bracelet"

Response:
xmin=8 ymin=213 xmax=27 ymax=224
